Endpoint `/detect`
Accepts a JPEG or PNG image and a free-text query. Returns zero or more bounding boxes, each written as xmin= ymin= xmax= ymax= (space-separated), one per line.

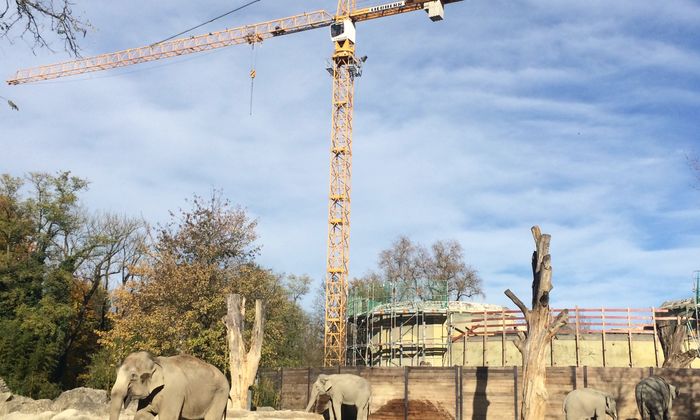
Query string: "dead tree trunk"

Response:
xmin=223 ymin=294 xmax=265 ymax=410
xmin=657 ymin=316 xmax=697 ymax=368
xmin=504 ymin=226 xmax=569 ymax=420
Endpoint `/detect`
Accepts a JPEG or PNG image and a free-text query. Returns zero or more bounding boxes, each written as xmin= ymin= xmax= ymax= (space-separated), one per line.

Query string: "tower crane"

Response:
xmin=7 ymin=0 xmax=462 ymax=366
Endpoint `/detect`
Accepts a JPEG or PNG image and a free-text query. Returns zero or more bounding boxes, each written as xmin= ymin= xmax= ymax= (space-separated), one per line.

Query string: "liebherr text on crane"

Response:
xmin=8 ymin=0 xmax=463 ymax=367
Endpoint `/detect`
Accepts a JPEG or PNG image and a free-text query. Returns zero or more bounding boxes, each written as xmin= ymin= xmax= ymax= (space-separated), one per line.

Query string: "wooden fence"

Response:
xmin=257 ymin=366 xmax=700 ymax=419
xmin=445 ymin=307 xmax=698 ymax=368
xmin=354 ymin=307 xmax=700 ymax=368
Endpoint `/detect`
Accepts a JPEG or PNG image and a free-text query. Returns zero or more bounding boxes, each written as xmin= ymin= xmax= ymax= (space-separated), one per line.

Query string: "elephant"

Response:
xmin=109 ymin=351 xmax=229 ymax=420
xmin=635 ymin=375 xmax=679 ymax=420
xmin=563 ymin=388 xmax=617 ymax=419
xmin=305 ymin=374 xmax=370 ymax=420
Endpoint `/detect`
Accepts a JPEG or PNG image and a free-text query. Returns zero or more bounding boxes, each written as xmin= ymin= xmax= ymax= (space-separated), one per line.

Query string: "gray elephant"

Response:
xmin=109 ymin=351 xmax=229 ymax=420
xmin=635 ymin=375 xmax=679 ymax=420
xmin=305 ymin=374 xmax=370 ymax=420
xmin=563 ymin=388 xmax=617 ymax=419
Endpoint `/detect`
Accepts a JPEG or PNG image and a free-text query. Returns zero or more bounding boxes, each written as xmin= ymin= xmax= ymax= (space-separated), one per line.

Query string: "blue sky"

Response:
xmin=1 ymin=0 xmax=699 ymax=310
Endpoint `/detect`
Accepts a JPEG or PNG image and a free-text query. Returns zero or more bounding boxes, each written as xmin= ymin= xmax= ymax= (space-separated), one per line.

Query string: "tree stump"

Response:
xmin=504 ymin=226 xmax=569 ymax=420
xmin=657 ymin=316 xmax=697 ymax=368
xmin=223 ymin=294 xmax=265 ymax=410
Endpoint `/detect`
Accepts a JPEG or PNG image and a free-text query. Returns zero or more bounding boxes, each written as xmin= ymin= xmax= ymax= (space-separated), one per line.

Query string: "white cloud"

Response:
xmin=1 ymin=0 xmax=699 ymax=312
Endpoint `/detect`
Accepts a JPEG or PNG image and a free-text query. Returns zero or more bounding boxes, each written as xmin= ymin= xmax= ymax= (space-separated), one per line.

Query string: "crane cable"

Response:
xmin=150 ymin=0 xmax=261 ymax=46
xmin=249 ymin=42 xmax=258 ymax=116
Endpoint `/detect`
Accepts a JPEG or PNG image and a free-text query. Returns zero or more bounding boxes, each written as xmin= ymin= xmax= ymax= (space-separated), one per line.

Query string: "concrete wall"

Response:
xmin=261 ymin=366 xmax=700 ymax=419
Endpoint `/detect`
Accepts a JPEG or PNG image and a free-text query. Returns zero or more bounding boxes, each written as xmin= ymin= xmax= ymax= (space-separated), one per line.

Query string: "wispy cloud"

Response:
xmin=1 ymin=0 xmax=699 ymax=310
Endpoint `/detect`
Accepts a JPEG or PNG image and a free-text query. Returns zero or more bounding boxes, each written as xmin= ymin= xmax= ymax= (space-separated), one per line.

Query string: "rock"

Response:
xmin=0 ymin=395 xmax=53 ymax=416
xmin=51 ymin=387 xmax=109 ymax=414
xmin=0 ymin=378 xmax=11 ymax=393
xmin=0 ymin=392 xmax=12 ymax=403
xmin=51 ymin=408 xmax=109 ymax=419
xmin=3 ymin=411 xmax=56 ymax=420
xmin=227 ymin=409 xmax=323 ymax=419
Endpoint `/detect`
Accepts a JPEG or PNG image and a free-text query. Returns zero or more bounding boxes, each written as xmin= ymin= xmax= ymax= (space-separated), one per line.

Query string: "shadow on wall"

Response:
xmin=472 ymin=367 xmax=490 ymax=420
xmin=373 ymin=399 xmax=454 ymax=420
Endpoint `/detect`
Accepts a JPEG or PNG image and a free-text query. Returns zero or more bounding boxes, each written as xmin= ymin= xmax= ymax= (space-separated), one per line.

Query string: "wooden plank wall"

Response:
xmin=261 ymin=366 xmax=700 ymax=419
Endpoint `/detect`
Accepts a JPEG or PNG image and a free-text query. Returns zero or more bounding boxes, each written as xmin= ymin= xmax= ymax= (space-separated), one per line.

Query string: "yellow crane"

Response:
xmin=7 ymin=0 xmax=462 ymax=366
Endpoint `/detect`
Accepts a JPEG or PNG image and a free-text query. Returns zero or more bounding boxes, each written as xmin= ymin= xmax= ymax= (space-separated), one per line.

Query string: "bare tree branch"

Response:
xmin=547 ymin=309 xmax=569 ymax=339
xmin=505 ymin=288 xmax=529 ymax=318
xmin=1 ymin=0 xmax=89 ymax=56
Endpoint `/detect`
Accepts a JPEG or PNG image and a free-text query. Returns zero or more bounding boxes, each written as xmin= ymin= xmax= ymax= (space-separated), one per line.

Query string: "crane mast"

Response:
xmin=7 ymin=0 xmax=462 ymax=367
xmin=324 ymin=0 xmax=359 ymax=367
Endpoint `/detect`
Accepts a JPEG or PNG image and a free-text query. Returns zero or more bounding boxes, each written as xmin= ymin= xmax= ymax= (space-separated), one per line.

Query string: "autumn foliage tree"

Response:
xmin=100 ymin=192 xmax=316 ymax=382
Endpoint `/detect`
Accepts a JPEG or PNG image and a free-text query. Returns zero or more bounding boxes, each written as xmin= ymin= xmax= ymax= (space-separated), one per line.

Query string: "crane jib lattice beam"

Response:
xmin=6 ymin=1 xmax=463 ymax=85
xmin=7 ymin=10 xmax=334 ymax=85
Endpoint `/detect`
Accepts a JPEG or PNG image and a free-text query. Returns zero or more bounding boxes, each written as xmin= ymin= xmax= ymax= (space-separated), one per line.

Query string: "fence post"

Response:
xmin=463 ymin=334 xmax=467 ymax=366
xmin=513 ymin=365 xmax=519 ymax=420
xmin=501 ymin=309 xmax=506 ymax=366
xmin=455 ymin=365 xmax=462 ymax=420
xmin=583 ymin=365 xmax=588 ymax=388
xmin=627 ymin=307 xmax=633 ymax=367
xmin=279 ymin=368 xmax=284 ymax=410
xmin=601 ymin=307 xmax=607 ymax=367
xmin=306 ymin=367 xmax=311 ymax=409
xmin=404 ymin=366 xmax=409 ymax=420
xmin=575 ymin=306 xmax=580 ymax=367
xmin=483 ymin=309 xmax=488 ymax=366
xmin=651 ymin=307 xmax=659 ymax=367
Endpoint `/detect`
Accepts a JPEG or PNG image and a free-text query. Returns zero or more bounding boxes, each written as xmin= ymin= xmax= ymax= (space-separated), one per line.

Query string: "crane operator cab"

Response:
xmin=330 ymin=18 xmax=356 ymax=44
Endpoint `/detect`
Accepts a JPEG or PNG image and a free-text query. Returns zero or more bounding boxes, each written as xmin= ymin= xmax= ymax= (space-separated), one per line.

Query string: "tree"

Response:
xmin=224 ymin=294 xmax=264 ymax=410
xmin=283 ymin=273 xmax=311 ymax=303
xmin=349 ymin=272 xmax=390 ymax=302
xmin=101 ymin=193 xmax=259 ymax=367
xmin=100 ymin=191 xmax=315 ymax=380
xmin=0 ymin=171 xmax=143 ymax=396
xmin=657 ymin=316 xmax=697 ymax=368
xmin=504 ymin=226 xmax=569 ymax=420
xmin=353 ymin=236 xmax=483 ymax=302
xmin=1 ymin=0 xmax=89 ymax=56
xmin=54 ymin=213 xmax=145 ymax=388
xmin=428 ymin=240 xmax=483 ymax=301
xmin=2 ymin=1 xmax=90 ymax=111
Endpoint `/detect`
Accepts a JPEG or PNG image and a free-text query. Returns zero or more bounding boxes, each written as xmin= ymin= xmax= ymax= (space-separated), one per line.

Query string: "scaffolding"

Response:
xmin=346 ymin=298 xmax=505 ymax=367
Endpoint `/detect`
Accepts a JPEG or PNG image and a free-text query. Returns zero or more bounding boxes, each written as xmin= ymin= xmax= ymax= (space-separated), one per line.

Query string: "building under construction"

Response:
xmin=346 ymin=296 xmax=700 ymax=369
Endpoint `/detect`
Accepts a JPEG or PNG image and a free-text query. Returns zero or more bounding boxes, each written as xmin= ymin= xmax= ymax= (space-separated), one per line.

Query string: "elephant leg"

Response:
xmin=331 ymin=399 xmax=342 ymax=420
xmin=156 ymin=399 xmax=184 ymax=420
xmin=358 ymin=401 xmax=369 ymax=420
xmin=133 ymin=410 xmax=156 ymax=420
xmin=204 ymin=391 xmax=229 ymax=420
xmin=324 ymin=400 xmax=336 ymax=420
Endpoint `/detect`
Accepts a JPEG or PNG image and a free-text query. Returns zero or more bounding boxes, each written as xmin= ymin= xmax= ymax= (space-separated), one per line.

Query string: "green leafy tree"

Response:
xmin=0 ymin=172 xmax=145 ymax=396
xmin=0 ymin=172 xmax=86 ymax=397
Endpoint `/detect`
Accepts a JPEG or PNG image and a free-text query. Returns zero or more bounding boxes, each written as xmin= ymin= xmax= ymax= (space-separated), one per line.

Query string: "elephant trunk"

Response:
xmin=305 ymin=389 xmax=318 ymax=412
xmin=109 ymin=370 xmax=130 ymax=420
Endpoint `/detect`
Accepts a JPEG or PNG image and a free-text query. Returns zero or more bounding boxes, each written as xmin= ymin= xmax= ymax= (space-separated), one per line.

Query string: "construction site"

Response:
xmin=345 ymin=285 xmax=700 ymax=369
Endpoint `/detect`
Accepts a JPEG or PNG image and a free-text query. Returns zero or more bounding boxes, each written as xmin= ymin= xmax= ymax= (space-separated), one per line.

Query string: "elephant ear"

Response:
xmin=318 ymin=375 xmax=332 ymax=393
xmin=146 ymin=359 xmax=165 ymax=394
